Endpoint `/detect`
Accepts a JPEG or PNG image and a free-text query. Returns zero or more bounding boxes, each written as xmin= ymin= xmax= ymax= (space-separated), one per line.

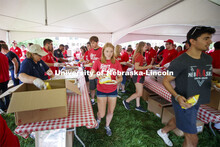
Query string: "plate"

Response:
xmin=103 ymin=80 xmax=117 ymax=85
xmin=120 ymin=62 xmax=127 ymax=65
xmin=84 ymin=64 xmax=93 ymax=67
xmin=213 ymin=85 xmax=220 ymax=92
xmin=65 ymin=66 xmax=79 ymax=69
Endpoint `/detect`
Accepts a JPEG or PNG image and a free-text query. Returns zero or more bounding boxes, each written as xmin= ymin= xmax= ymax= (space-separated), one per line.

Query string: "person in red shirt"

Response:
xmin=178 ymin=41 xmax=189 ymax=56
xmin=63 ymin=45 xmax=69 ymax=58
xmin=145 ymin=43 xmax=156 ymax=65
xmin=73 ymin=50 xmax=82 ymax=61
xmin=210 ymin=41 xmax=220 ymax=77
xmin=158 ymin=39 xmax=178 ymax=67
xmin=10 ymin=40 xmax=22 ymax=60
xmin=0 ymin=115 xmax=20 ymax=147
xmin=123 ymin=42 xmax=153 ymax=113
xmin=20 ymin=45 xmax=27 ymax=62
xmin=115 ymin=45 xmax=123 ymax=94
xmin=88 ymin=36 xmax=103 ymax=105
xmin=0 ymin=45 xmax=10 ymax=111
xmin=41 ymin=39 xmax=65 ymax=74
xmin=89 ymin=42 xmax=122 ymax=136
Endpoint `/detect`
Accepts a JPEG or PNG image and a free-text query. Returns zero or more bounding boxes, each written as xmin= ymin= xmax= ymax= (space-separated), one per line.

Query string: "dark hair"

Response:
xmin=80 ymin=46 xmax=87 ymax=53
xmin=87 ymin=42 xmax=90 ymax=45
xmin=28 ymin=43 xmax=33 ymax=46
xmin=157 ymin=46 xmax=165 ymax=54
xmin=59 ymin=44 xmax=64 ymax=47
xmin=128 ymin=45 xmax=132 ymax=48
xmin=0 ymin=44 xmax=1 ymax=52
xmin=146 ymin=43 xmax=151 ymax=46
xmin=127 ymin=47 xmax=133 ymax=53
xmin=43 ymin=39 xmax=53 ymax=46
xmin=214 ymin=41 xmax=220 ymax=50
xmin=187 ymin=26 xmax=216 ymax=46
xmin=21 ymin=45 xmax=25 ymax=47
xmin=89 ymin=36 xmax=99 ymax=43
xmin=1 ymin=44 xmax=8 ymax=50
xmin=0 ymin=40 xmax=6 ymax=44
xmin=64 ymin=45 xmax=69 ymax=50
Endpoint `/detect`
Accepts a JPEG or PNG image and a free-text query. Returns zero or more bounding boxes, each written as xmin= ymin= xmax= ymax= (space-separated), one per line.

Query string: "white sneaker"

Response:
xmin=117 ymin=95 xmax=121 ymax=98
xmin=157 ymin=129 xmax=173 ymax=146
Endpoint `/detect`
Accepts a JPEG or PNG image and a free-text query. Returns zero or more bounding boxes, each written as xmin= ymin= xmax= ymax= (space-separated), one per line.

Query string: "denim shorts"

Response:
xmin=97 ymin=90 xmax=117 ymax=97
xmin=172 ymin=98 xmax=200 ymax=134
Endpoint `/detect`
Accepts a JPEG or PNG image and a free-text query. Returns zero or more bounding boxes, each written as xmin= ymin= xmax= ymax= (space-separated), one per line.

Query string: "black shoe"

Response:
xmin=122 ymin=100 xmax=130 ymax=110
xmin=135 ymin=106 xmax=147 ymax=113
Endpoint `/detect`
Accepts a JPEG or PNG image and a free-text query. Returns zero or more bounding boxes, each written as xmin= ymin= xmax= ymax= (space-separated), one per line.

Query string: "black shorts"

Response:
xmin=172 ymin=98 xmax=200 ymax=134
xmin=132 ymin=75 xmax=144 ymax=84
xmin=84 ymin=70 xmax=89 ymax=82
xmin=89 ymin=79 xmax=97 ymax=90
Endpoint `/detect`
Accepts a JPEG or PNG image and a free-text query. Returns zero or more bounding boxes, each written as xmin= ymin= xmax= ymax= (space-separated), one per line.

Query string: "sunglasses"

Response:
xmin=191 ymin=26 xmax=202 ymax=36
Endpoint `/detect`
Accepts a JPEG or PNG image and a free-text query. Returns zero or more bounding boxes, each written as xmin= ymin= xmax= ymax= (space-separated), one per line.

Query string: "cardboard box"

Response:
xmin=162 ymin=106 xmax=204 ymax=136
xmin=206 ymin=88 xmax=220 ymax=110
xmin=142 ymin=87 xmax=157 ymax=101
xmin=147 ymin=96 xmax=172 ymax=118
xmin=0 ymin=79 xmax=81 ymax=125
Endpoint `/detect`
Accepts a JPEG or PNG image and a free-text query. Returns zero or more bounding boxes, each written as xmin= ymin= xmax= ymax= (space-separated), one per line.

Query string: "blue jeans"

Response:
xmin=10 ymin=70 xmax=19 ymax=86
xmin=0 ymin=81 xmax=10 ymax=111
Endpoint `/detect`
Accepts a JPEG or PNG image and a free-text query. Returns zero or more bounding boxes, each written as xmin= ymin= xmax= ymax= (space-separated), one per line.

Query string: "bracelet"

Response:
xmin=175 ymin=94 xmax=180 ymax=102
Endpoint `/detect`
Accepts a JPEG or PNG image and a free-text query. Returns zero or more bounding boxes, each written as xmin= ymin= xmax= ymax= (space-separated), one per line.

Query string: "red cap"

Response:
xmin=164 ymin=39 xmax=174 ymax=44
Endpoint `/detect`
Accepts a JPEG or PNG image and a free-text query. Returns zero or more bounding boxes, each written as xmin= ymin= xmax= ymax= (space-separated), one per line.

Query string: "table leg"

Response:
xmin=209 ymin=122 xmax=216 ymax=136
xmin=67 ymin=127 xmax=85 ymax=147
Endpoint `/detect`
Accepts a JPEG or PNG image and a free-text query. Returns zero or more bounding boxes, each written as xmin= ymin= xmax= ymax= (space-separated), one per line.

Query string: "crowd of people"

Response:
xmin=0 ymin=25 xmax=220 ymax=146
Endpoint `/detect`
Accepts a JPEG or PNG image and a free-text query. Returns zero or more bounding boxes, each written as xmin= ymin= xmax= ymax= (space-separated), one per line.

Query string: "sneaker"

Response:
xmin=157 ymin=129 xmax=173 ymax=146
xmin=121 ymin=90 xmax=126 ymax=93
xmin=122 ymin=100 xmax=130 ymax=110
xmin=91 ymin=100 xmax=95 ymax=105
xmin=0 ymin=109 xmax=5 ymax=114
xmin=117 ymin=95 xmax=121 ymax=98
xmin=104 ymin=126 xmax=112 ymax=136
xmin=95 ymin=119 xmax=101 ymax=129
xmin=135 ymin=106 xmax=147 ymax=113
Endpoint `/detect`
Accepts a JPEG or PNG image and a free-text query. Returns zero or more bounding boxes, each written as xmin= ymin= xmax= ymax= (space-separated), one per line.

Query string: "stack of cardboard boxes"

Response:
xmin=0 ymin=79 xmax=81 ymax=125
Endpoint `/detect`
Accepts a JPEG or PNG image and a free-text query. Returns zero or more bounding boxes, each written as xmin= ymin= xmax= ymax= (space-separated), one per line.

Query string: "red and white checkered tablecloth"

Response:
xmin=144 ymin=76 xmax=220 ymax=124
xmin=14 ymin=74 xmax=97 ymax=138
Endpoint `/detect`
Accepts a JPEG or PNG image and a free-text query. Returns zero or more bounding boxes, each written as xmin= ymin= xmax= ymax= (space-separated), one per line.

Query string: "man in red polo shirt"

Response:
xmin=145 ymin=43 xmax=156 ymax=65
xmin=41 ymin=39 xmax=65 ymax=74
xmin=210 ymin=41 xmax=220 ymax=77
xmin=10 ymin=40 xmax=22 ymax=60
xmin=88 ymin=36 xmax=102 ymax=105
xmin=158 ymin=39 xmax=178 ymax=67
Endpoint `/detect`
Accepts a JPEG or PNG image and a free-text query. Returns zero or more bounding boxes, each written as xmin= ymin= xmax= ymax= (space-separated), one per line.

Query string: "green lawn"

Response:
xmin=2 ymin=79 xmax=220 ymax=147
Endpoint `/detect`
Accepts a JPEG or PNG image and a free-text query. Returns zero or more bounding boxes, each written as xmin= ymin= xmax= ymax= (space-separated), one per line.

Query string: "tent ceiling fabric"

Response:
xmin=0 ymin=0 xmax=219 ymax=44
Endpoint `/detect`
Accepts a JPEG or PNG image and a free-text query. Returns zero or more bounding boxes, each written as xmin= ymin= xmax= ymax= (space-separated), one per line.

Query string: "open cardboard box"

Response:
xmin=142 ymin=87 xmax=158 ymax=102
xmin=206 ymin=87 xmax=220 ymax=110
xmin=0 ymin=79 xmax=81 ymax=125
xmin=147 ymin=96 xmax=172 ymax=118
xmin=162 ymin=106 xmax=204 ymax=136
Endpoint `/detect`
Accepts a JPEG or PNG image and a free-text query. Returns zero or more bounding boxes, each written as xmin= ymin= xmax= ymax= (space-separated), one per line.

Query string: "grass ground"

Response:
xmin=2 ymin=79 xmax=220 ymax=147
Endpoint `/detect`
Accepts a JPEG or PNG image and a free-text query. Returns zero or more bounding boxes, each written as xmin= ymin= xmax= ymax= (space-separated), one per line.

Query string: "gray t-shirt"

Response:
xmin=168 ymin=52 xmax=212 ymax=105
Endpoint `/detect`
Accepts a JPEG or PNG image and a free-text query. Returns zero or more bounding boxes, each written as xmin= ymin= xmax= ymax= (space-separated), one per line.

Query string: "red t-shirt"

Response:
xmin=41 ymin=47 xmax=59 ymax=74
xmin=0 ymin=115 xmax=20 ymax=147
xmin=145 ymin=48 xmax=156 ymax=65
xmin=74 ymin=51 xmax=82 ymax=60
xmin=210 ymin=50 xmax=220 ymax=77
xmin=63 ymin=50 xmax=67 ymax=58
xmin=121 ymin=52 xmax=129 ymax=71
xmin=10 ymin=46 xmax=22 ymax=59
xmin=161 ymin=49 xmax=178 ymax=66
xmin=177 ymin=49 xmax=187 ymax=57
xmin=88 ymin=47 xmax=102 ymax=71
xmin=83 ymin=51 xmax=90 ymax=70
xmin=0 ymin=53 xmax=9 ymax=83
xmin=20 ymin=50 xmax=27 ymax=62
xmin=92 ymin=59 xmax=122 ymax=93
xmin=134 ymin=53 xmax=145 ymax=75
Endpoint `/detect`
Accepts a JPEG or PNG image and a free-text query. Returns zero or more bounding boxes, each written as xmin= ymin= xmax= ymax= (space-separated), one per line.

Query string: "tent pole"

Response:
xmin=6 ymin=30 xmax=10 ymax=45
xmin=44 ymin=0 xmax=48 ymax=26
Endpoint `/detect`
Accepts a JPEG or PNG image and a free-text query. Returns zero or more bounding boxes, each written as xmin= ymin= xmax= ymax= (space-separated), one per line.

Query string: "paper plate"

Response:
xmin=104 ymin=80 xmax=117 ymax=85
xmin=84 ymin=64 xmax=93 ymax=67
xmin=213 ymin=85 xmax=220 ymax=91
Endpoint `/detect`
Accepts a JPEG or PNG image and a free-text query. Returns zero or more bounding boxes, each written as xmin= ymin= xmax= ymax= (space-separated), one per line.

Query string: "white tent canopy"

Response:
xmin=0 ymin=0 xmax=220 ymax=44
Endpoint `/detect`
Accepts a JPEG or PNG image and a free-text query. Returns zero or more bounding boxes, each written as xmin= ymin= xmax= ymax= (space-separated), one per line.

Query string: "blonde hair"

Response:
xmin=115 ymin=45 xmax=122 ymax=57
xmin=132 ymin=41 xmax=146 ymax=64
xmin=26 ymin=52 xmax=34 ymax=59
xmin=101 ymin=42 xmax=116 ymax=64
